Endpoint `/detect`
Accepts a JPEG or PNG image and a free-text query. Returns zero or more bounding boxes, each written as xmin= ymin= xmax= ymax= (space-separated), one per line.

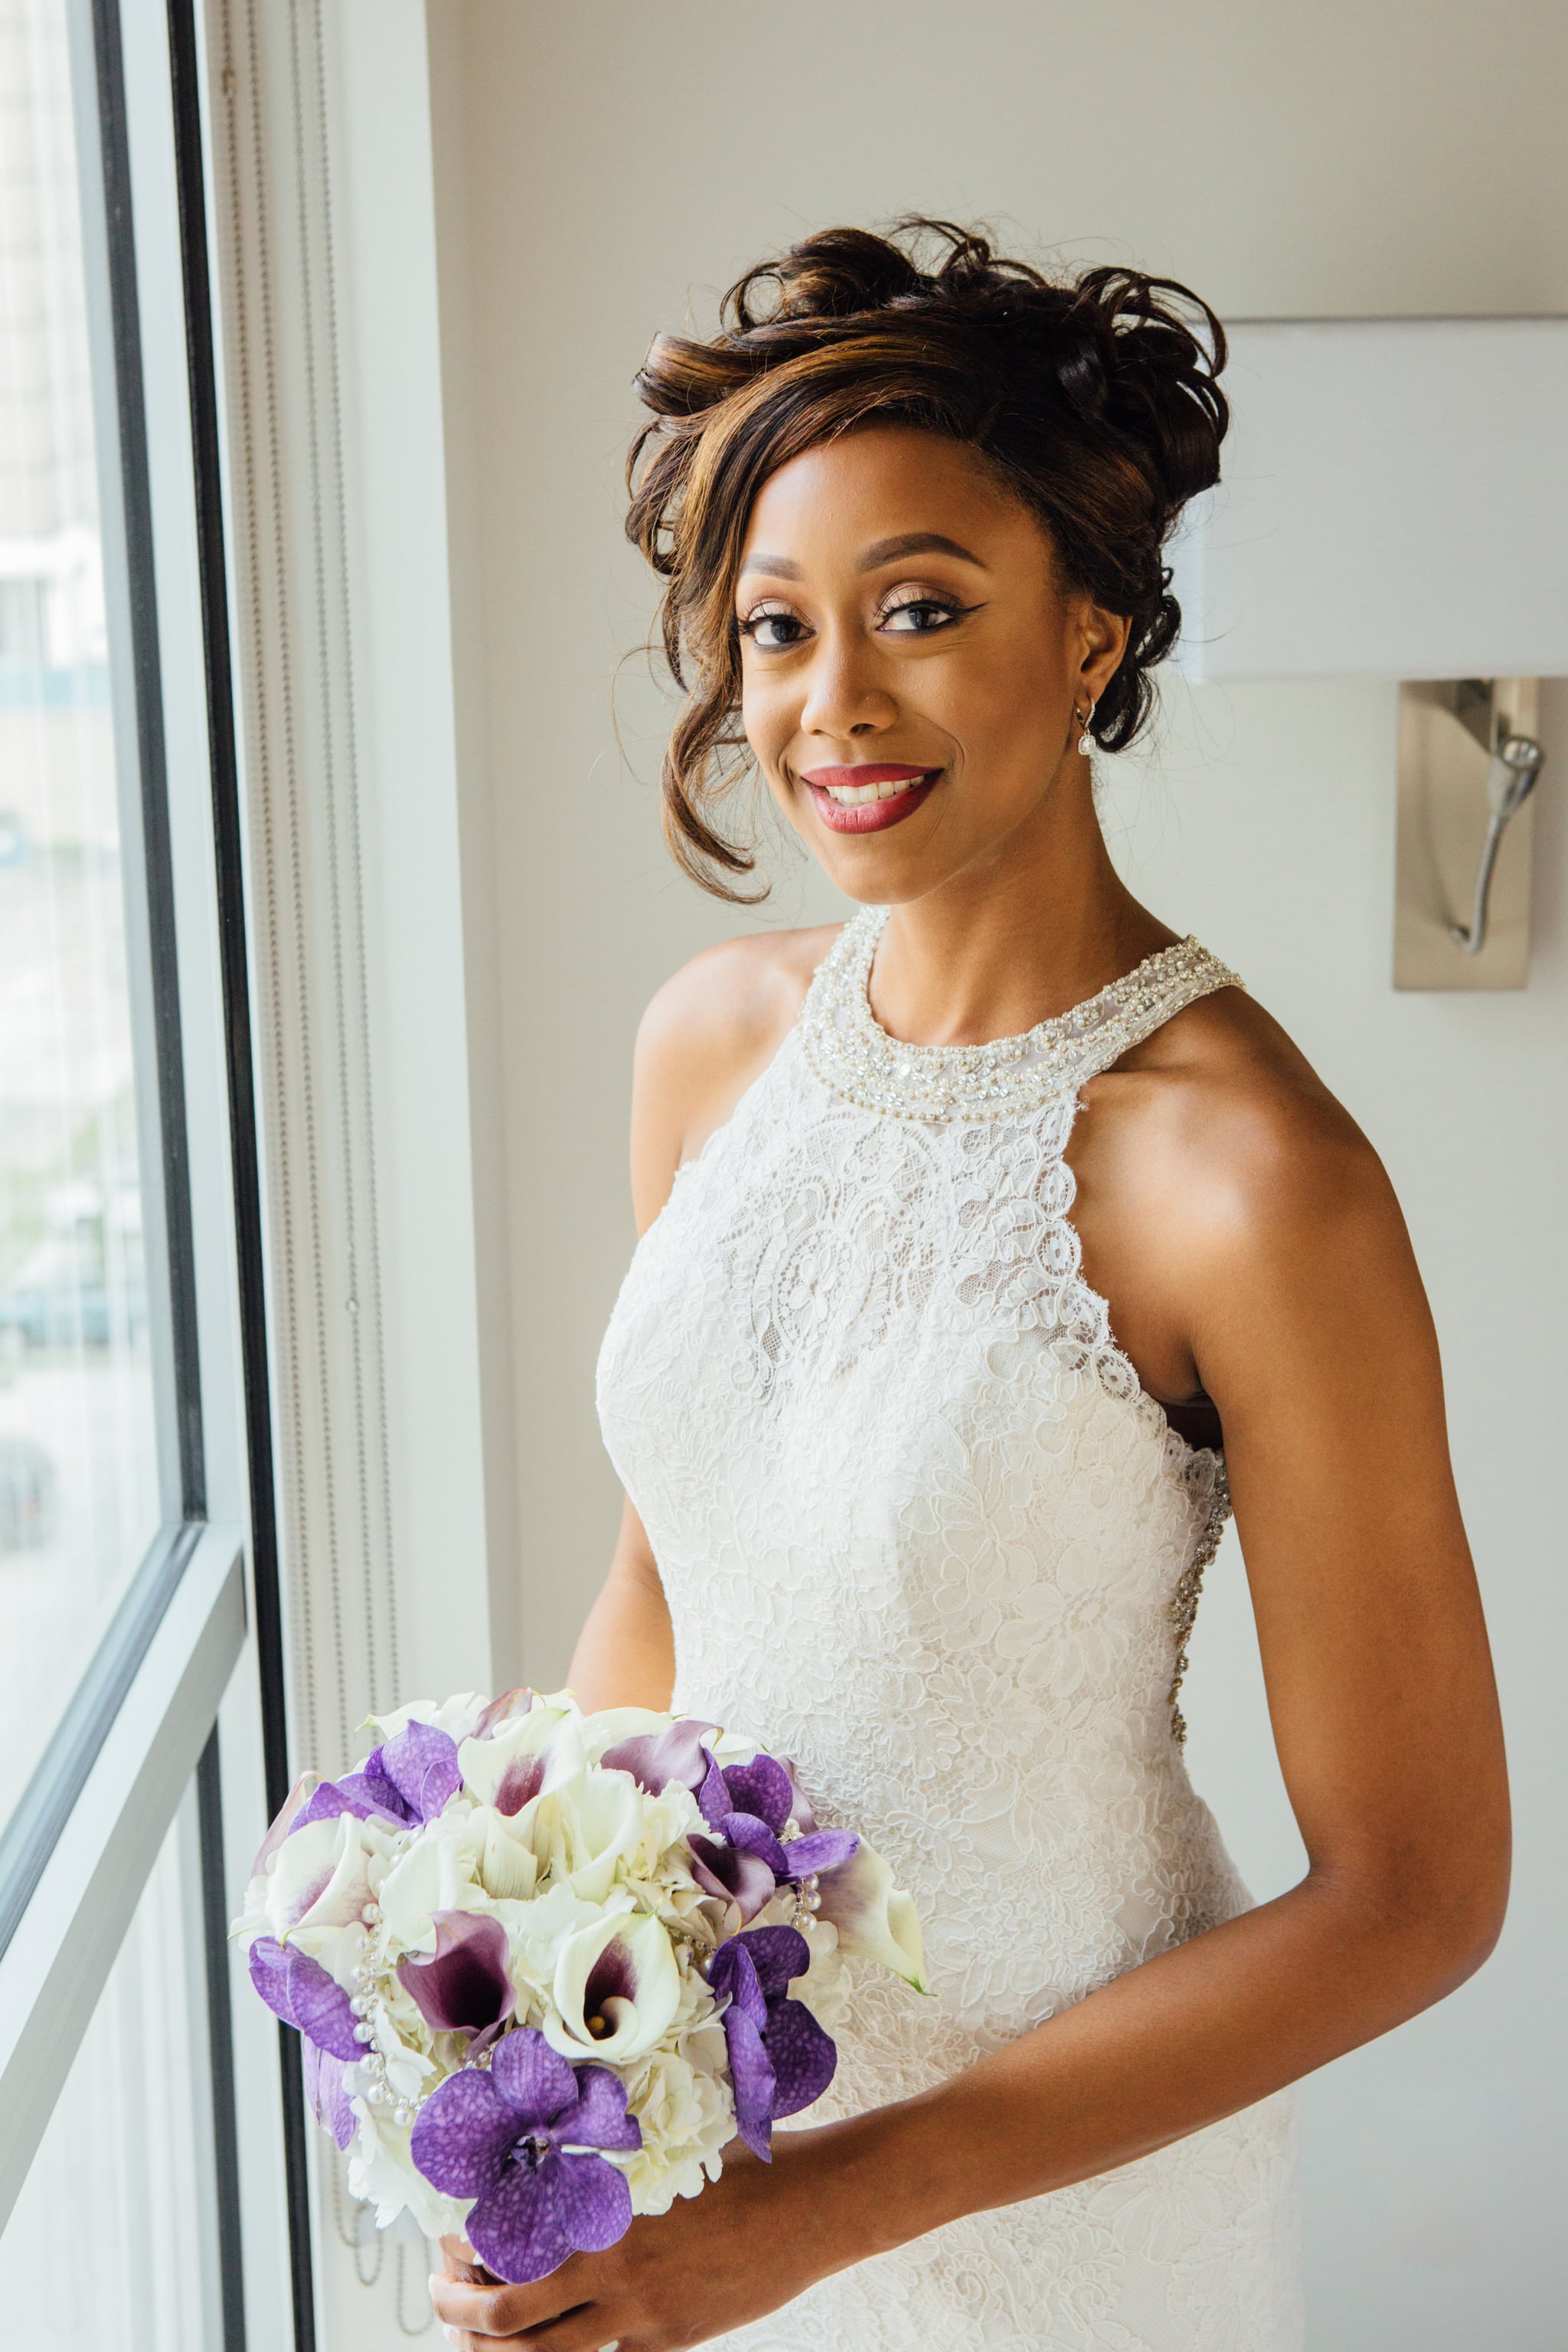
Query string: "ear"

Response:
xmin=1074 ymin=600 xmax=1132 ymax=709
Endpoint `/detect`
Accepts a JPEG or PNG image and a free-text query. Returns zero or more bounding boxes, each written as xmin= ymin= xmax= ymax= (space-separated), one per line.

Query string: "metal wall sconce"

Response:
xmin=1393 ymin=680 xmax=1544 ymax=990
xmin=1166 ymin=318 xmax=1566 ymax=991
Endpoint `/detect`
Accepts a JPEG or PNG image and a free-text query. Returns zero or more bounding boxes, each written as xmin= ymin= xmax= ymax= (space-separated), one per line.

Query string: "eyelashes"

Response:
xmin=736 ymin=585 xmax=982 ymax=648
xmin=737 ymin=604 xmax=808 ymax=651
xmin=877 ymin=590 xmax=982 ymax=633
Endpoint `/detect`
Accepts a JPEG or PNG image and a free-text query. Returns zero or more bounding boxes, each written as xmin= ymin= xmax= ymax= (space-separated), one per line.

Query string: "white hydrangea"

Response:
xmin=622 ymin=2035 xmax=734 ymax=2214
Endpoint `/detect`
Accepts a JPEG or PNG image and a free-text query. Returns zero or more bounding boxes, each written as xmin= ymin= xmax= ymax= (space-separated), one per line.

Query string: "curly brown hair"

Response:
xmin=626 ymin=218 xmax=1227 ymax=900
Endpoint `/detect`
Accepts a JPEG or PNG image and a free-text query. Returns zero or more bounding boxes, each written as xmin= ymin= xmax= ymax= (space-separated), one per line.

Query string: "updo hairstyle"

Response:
xmin=627 ymin=218 xmax=1227 ymax=898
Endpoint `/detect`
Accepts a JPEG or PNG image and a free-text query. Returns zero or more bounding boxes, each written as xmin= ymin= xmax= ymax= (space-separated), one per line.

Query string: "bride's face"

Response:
xmin=734 ymin=425 xmax=1129 ymax=905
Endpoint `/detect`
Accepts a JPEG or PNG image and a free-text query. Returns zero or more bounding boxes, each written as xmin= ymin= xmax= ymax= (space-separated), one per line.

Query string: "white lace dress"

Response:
xmin=596 ymin=910 xmax=1304 ymax=2350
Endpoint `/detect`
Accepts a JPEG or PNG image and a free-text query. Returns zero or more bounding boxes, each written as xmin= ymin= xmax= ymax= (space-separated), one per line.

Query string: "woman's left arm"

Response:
xmin=435 ymin=1089 xmax=1509 ymax=2349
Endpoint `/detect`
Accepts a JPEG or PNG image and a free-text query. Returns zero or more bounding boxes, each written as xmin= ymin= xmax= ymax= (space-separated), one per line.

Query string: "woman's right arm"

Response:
xmin=565 ymin=930 xmax=825 ymax=1714
xmin=567 ymin=1497 xmax=675 ymax=1710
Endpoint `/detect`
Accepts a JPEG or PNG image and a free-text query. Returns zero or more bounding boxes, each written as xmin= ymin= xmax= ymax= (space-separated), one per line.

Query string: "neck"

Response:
xmin=867 ymin=757 xmax=1174 ymax=1049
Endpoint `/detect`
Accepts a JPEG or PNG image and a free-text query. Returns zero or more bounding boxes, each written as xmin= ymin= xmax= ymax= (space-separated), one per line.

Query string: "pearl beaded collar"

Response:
xmin=799 ymin=906 xmax=1242 ymax=1125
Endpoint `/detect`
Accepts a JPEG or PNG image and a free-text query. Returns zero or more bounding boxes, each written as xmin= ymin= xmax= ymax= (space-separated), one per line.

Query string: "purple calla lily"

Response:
xmin=490 ymin=1750 xmax=547 ymax=1817
xmin=600 ymin=1717 xmax=718 ymax=1797
xmin=249 ymin=1936 xmax=364 ymax=2061
xmin=688 ymin=1832 xmax=780 ymax=1922
xmin=707 ymin=1926 xmax=837 ymax=2158
xmin=410 ymin=2028 xmax=641 ymax=2285
xmin=473 ymin=1686 xmax=537 ymax=1740
xmin=397 ymin=1912 xmax=516 ymax=2052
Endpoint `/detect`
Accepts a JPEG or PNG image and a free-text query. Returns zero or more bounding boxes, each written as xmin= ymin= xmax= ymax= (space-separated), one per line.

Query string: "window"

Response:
xmin=0 ymin=0 xmax=162 ymax=1835
xmin=0 ymin=0 xmax=294 ymax=2344
xmin=0 ymin=1782 xmax=222 ymax=2350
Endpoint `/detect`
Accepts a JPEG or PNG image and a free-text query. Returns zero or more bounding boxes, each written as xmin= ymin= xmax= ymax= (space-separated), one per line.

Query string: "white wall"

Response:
xmin=1109 ymin=679 xmax=1568 ymax=2348
xmin=424 ymin=5 xmax=1568 ymax=2341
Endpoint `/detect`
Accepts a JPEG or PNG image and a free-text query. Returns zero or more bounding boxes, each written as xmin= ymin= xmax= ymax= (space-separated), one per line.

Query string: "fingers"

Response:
xmin=521 ymin=2313 xmax=628 ymax=2351
xmin=429 ymin=2265 xmax=595 ymax=2339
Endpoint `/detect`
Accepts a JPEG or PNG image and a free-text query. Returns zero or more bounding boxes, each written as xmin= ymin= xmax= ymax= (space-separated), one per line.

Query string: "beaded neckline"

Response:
xmin=799 ymin=906 xmax=1241 ymax=1125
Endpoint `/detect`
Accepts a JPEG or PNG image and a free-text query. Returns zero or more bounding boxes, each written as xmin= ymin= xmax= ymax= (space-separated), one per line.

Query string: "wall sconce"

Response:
xmin=1394 ymin=680 xmax=1543 ymax=990
xmin=1167 ymin=317 xmax=1567 ymax=989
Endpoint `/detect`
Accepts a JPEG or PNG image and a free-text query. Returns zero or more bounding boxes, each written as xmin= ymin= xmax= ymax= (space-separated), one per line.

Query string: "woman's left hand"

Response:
xmin=429 ymin=2131 xmax=866 ymax=2348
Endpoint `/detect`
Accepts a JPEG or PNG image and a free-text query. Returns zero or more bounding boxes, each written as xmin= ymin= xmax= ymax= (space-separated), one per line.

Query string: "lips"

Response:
xmin=799 ymin=764 xmax=939 ymax=836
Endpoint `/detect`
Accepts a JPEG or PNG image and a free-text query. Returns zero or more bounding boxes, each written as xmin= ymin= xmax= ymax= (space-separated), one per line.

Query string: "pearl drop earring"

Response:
xmin=1076 ymin=699 xmax=1096 ymax=756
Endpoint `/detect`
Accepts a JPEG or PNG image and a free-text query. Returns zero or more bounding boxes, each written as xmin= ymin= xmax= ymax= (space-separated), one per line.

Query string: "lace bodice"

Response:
xmin=596 ymin=911 xmax=1303 ymax=2350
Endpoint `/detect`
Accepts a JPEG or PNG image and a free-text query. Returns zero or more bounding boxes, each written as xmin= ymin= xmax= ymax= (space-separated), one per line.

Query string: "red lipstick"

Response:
xmin=799 ymin=764 xmax=940 ymax=836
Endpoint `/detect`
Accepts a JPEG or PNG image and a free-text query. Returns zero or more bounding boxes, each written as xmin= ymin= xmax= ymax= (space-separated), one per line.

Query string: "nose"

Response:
xmin=799 ymin=625 xmax=897 ymax=740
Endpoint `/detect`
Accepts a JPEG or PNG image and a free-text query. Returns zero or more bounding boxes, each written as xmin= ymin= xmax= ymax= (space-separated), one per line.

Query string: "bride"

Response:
xmin=433 ymin=221 xmax=1508 ymax=2350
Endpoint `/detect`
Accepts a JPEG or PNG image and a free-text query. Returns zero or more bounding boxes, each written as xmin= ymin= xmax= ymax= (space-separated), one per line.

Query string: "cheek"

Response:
xmin=739 ymin=673 xmax=793 ymax=771
xmin=927 ymin=647 xmax=1051 ymax=769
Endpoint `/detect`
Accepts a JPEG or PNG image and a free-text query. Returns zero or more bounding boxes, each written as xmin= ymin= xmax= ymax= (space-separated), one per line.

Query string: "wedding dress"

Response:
xmin=596 ymin=908 xmax=1304 ymax=2350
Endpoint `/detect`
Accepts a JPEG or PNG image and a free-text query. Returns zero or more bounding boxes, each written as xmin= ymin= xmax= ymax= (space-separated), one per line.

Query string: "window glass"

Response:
xmin=0 ymin=1791 xmax=218 ymax=2347
xmin=0 ymin=2 xmax=162 ymax=1822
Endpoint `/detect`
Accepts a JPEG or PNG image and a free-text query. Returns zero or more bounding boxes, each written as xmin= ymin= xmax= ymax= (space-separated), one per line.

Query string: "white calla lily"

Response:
xmin=813 ymin=1841 xmax=928 ymax=1991
xmin=545 ymin=1907 xmax=682 ymax=2064
xmin=459 ymin=1704 xmax=579 ymax=1815
xmin=495 ymin=1881 xmax=615 ymax=2004
xmin=577 ymin=1704 xmax=676 ymax=1762
xmin=376 ymin=1817 xmax=483 ymax=1952
xmin=706 ymin=1726 xmax=760 ymax=1770
xmin=265 ymin=1814 xmax=377 ymax=1945
xmin=475 ymin=1805 xmax=540 ymax=1900
xmin=534 ymin=1767 xmax=648 ymax=1903
xmin=362 ymin=1692 xmax=488 ymax=1746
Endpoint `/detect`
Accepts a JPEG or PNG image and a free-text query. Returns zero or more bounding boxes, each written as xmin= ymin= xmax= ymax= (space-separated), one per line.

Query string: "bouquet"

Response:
xmin=234 ymin=1688 xmax=925 ymax=2285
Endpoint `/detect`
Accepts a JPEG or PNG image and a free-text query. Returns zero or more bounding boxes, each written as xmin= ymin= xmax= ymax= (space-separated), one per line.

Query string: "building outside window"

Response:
xmin=0 ymin=2 xmax=294 ymax=2344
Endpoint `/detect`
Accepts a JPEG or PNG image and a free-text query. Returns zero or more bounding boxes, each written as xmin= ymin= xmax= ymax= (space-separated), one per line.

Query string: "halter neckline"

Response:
xmin=799 ymin=905 xmax=1241 ymax=1124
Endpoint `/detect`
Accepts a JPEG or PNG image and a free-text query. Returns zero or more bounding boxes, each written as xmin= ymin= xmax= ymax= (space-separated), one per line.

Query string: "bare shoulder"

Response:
xmin=1078 ymin=980 xmax=1407 ymax=1274
xmin=629 ymin=923 xmax=841 ymax=1230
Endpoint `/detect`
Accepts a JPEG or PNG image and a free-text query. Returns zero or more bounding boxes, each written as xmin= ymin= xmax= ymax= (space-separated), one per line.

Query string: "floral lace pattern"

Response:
xmin=596 ymin=923 xmax=1303 ymax=2348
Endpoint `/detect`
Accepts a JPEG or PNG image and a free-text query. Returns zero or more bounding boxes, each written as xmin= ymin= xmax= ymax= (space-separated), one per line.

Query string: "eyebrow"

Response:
xmin=856 ymin=532 xmax=986 ymax=572
xmin=738 ymin=531 xmax=988 ymax=583
xmin=740 ymin=552 xmax=804 ymax=580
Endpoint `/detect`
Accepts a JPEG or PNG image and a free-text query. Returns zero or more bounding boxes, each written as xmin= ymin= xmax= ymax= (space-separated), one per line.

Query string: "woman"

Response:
xmin=434 ymin=221 xmax=1508 ymax=2350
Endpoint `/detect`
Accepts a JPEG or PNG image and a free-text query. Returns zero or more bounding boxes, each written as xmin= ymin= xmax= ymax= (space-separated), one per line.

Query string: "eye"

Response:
xmin=877 ymin=590 xmax=978 ymax=635
xmin=737 ymin=604 xmax=810 ymax=652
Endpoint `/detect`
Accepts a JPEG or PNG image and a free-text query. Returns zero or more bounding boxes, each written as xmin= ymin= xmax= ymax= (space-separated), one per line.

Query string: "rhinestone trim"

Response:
xmin=799 ymin=907 xmax=1243 ymax=1124
xmin=1168 ymin=1461 xmax=1230 ymax=1747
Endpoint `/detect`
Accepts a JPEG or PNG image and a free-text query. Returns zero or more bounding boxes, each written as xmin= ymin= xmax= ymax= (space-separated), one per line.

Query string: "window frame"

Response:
xmin=0 ymin=3 xmax=303 ymax=2346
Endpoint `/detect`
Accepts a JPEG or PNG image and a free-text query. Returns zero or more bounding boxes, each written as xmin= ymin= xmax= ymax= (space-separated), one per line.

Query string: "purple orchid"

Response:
xmin=291 ymin=1717 xmax=463 ymax=1835
xmin=410 ymin=2028 xmax=641 ymax=2285
xmin=688 ymin=1752 xmax=858 ymax=1921
xmin=397 ymin=1911 xmax=516 ymax=2053
xmin=707 ymin=1925 xmax=837 ymax=2159
xmin=249 ymin=1936 xmax=363 ymax=2061
xmin=304 ymin=2042 xmax=358 ymax=2150
xmin=599 ymin=1716 xmax=717 ymax=1797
